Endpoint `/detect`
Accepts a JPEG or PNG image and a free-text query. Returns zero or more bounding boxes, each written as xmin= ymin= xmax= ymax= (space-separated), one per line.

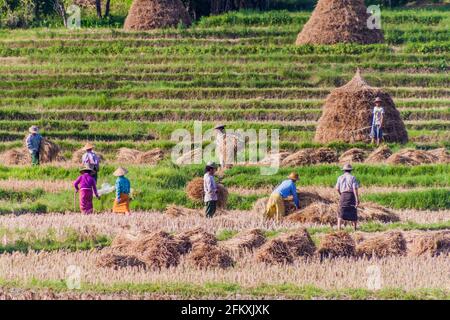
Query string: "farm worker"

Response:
xmin=370 ymin=97 xmax=385 ymax=146
xmin=26 ymin=126 xmax=43 ymax=166
xmin=214 ymin=124 xmax=241 ymax=170
xmin=113 ymin=167 xmax=131 ymax=215
xmin=265 ymin=172 xmax=300 ymax=221
xmin=335 ymin=164 xmax=360 ymax=231
xmin=81 ymin=142 xmax=100 ymax=182
xmin=204 ymin=161 xmax=218 ymax=218
xmin=73 ymin=165 xmax=100 ymax=215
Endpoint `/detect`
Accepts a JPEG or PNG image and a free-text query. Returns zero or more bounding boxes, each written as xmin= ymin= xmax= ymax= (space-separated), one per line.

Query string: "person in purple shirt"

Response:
xmin=73 ymin=165 xmax=100 ymax=214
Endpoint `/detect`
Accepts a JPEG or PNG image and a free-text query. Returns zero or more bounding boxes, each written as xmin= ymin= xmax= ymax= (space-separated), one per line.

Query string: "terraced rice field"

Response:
xmin=0 ymin=9 xmax=449 ymax=300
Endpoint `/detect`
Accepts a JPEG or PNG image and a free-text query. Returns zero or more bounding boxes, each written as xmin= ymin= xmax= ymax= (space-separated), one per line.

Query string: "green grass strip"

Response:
xmin=0 ymin=278 xmax=447 ymax=300
xmin=363 ymin=189 xmax=450 ymax=210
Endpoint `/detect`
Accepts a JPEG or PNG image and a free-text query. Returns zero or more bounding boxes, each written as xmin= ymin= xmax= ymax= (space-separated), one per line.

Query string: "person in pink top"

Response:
xmin=73 ymin=165 xmax=100 ymax=214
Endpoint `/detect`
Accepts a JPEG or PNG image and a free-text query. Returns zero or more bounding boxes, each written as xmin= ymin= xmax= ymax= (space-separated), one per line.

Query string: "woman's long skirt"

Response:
xmin=113 ymin=193 xmax=130 ymax=214
xmin=79 ymin=188 xmax=94 ymax=214
xmin=339 ymin=192 xmax=358 ymax=221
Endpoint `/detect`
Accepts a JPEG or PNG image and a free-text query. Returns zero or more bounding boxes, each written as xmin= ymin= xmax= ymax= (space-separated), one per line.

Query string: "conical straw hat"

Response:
xmin=113 ymin=167 xmax=128 ymax=177
xmin=29 ymin=125 xmax=39 ymax=133
xmin=82 ymin=143 xmax=95 ymax=151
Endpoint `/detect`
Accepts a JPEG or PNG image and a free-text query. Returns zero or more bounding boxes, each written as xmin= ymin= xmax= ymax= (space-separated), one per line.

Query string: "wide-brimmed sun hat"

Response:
xmin=80 ymin=165 xmax=95 ymax=173
xmin=82 ymin=142 xmax=95 ymax=151
xmin=288 ymin=172 xmax=299 ymax=181
xmin=342 ymin=164 xmax=353 ymax=171
xmin=214 ymin=124 xmax=226 ymax=130
xmin=374 ymin=97 xmax=382 ymax=103
xmin=29 ymin=125 xmax=39 ymax=133
xmin=113 ymin=167 xmax=128 ymax=177
xmin=206 ymin=161 xmax=217 ymax=169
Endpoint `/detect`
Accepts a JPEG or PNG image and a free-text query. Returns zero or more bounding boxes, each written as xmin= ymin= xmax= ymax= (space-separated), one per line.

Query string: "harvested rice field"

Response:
xmin=0 ymin=1 xmax=449 ymax=301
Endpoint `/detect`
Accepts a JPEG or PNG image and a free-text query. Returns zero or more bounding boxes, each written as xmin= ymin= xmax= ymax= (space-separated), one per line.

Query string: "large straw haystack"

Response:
xmin=296 ymin=0 xmax=384 ymax=45
xmin=315 ymin=70 xmax=408 ymax=144
xmin=124 ymin=0 xmax=191 ymax=31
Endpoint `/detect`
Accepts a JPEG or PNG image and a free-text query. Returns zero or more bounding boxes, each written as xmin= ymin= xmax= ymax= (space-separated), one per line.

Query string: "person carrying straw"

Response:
xmin=203 ymin=161 xmax=218 ymax=218
xmin=73 ymin=165 xmax=100 ymax=214
xmin=265 ymin=172 xmax=300 ymax=221
xmin=26 ymin=126 xmax=43 ymax=166
xmin=113 ymin=167 xmax=131 ymax=215
xmin=335 ymin=164 xmax=360 ymax=231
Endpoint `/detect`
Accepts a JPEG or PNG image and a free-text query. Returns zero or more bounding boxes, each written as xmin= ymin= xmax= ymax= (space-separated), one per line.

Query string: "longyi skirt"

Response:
xmin=339 ymin=192 xmax=357 ymax=221
xmin=79 ymin=188 xmax=93 ymax=214
xmin=113 ymin=193 xmax=130 ymax=214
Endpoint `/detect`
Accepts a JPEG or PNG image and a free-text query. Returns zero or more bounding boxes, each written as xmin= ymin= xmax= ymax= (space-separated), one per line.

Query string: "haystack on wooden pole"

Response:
xmin=314 ymin=70 xmax=408 ymax=144
xmin=124 ymin=0 xmax=192 ymax=31
xmin=296 ymin=0 xmax=384 ymax=45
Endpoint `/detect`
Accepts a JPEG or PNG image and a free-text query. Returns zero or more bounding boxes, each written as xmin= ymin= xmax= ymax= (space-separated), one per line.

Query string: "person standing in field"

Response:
xmin=335 ymin=164 xmax=360 ymax=231
xmin=370 ymin=97 xmax=385 ymax=146
xmin=73 ymin=165 xmax=100 ymax=214
xmin=203 ymin=161 xmax=218 ymax=218
xmin=265 ymin=172 xmax=300 ymax=222
xmin=214 ymin=124 xmax=241 ymax=171
xmin=113 ymin=167 xmax=131 ymax=215
xmin=81 ymin=143 xmax=100 ymax=182
xmin=26 ymin=126 xmax=43 ymax=166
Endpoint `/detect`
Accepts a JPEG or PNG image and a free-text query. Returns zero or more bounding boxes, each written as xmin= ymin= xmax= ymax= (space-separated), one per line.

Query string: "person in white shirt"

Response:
xmin=81 ymin=142 xmax=100 ymax=182
xmin=214 ymin=124 xmax=242 ymax=170
xmin=370 ymin=97 xmax=385 ymax=146
xmin=203 ymin=161 xmax=218 ymax=218
xmin=335 ymin=164 xmax=360 ymax=231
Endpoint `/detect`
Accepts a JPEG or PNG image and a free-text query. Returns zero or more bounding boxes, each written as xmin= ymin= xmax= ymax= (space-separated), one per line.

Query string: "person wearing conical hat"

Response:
xmin=204 ymin=161 xmax=218 ymax=218
xmin=73 ymin=165 xmax=100 ymax=215
xmin=26 ymin=126 xmax=43 ymax=166
xmin=335 ymin=164 xmax=360 ymax=231
xmin=265 ymin=172 xmax=300 ymax=221
xmin=81 ymin=142 xmax=100 ymax=182
xmin=370 ymin=97 xmax=385 ymax=146
xmin=112 ymin=167 xmax=131 ymax=215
